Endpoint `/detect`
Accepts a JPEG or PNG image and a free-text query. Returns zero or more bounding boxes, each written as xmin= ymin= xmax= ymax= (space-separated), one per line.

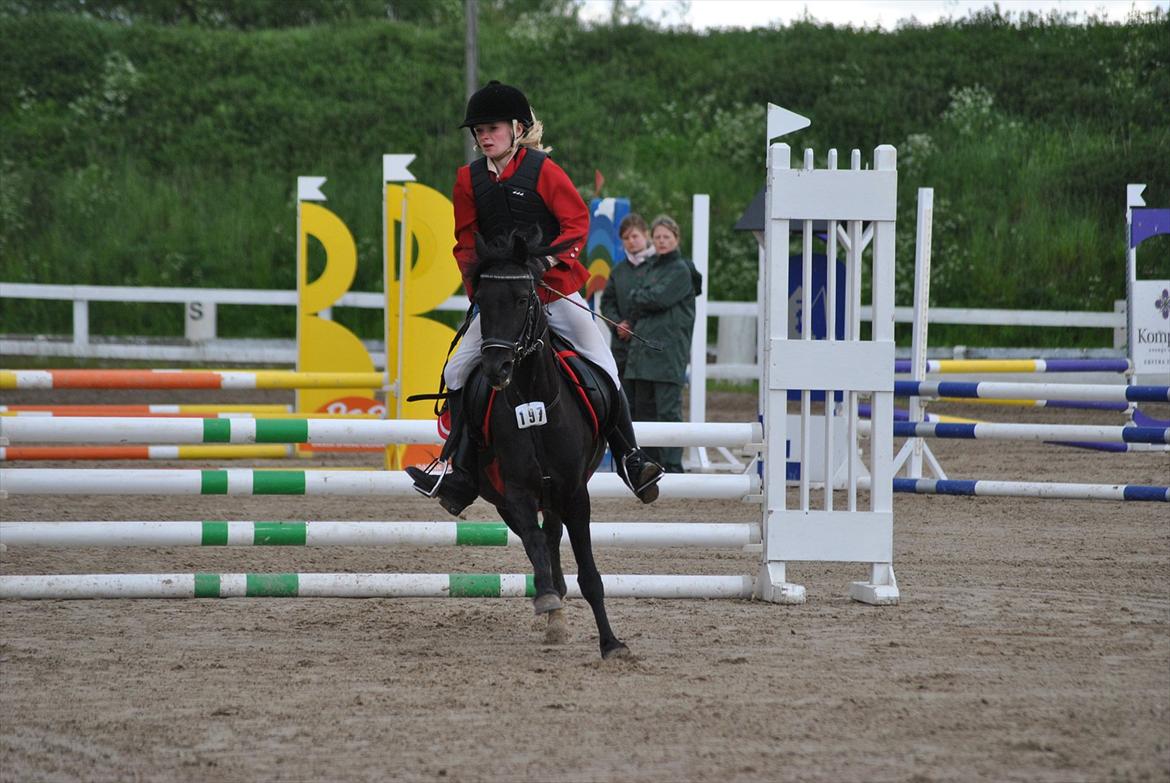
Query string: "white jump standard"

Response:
xmin=757 ymin=140 xmax=900 ymax=605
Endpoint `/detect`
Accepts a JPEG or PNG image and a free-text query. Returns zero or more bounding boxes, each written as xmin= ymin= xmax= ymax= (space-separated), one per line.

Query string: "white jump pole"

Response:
xmin=0 ymin=469 xmax=759 ymax=499
xmin=860 ymin=420 xmax=1169 ymax=444
xmin=0 ymin=417 xmax=763 ymax=448
xmin=0 ymin=573 xmax=757 ymax=601
xmin=0 ymin=520 xmax=761 ymax=549
xmin=899 ymin=381 xmax=1169 ymax=403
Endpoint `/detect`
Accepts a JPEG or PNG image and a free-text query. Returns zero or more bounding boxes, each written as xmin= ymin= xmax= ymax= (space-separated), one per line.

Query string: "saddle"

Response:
xmin=460 ymin=332 xmax=616 ymax=448
xmin=447 ymin=335 xmax=614 ymax=498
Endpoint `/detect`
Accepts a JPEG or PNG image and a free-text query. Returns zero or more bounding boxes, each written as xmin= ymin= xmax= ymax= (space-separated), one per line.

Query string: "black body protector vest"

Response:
xmin=469 ymin=149 xmax=562 ymax=246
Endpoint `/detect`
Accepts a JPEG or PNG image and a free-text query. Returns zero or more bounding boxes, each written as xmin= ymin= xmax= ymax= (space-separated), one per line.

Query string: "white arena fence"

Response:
xmin=0 ymin=281 xmax=1128 ymax=371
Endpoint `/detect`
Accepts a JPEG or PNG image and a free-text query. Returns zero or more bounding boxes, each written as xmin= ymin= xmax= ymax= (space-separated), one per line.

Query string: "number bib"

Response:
xmin=514 ymin=401 xmax=547 ymax=429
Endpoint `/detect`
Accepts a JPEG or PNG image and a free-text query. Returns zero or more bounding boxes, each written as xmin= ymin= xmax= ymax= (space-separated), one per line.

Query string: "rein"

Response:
xmin=537 ymin=283 xmax=663 ymax=352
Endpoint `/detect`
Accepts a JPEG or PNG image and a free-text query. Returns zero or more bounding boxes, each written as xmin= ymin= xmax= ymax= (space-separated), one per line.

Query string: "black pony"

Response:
xmin=467 ymin=230 xmax=629 ymax=659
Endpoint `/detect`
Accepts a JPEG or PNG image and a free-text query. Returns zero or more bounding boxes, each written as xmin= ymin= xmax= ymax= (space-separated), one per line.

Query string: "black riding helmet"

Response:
xmin=460 ymin=80 xmax=533 ymax=129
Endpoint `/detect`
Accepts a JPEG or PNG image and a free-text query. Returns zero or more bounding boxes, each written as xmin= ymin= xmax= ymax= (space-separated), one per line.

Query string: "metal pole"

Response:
xmin=464 ymin=0 xmax=479 ymax=164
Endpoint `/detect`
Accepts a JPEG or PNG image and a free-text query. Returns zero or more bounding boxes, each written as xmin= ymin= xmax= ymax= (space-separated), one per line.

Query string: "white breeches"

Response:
xmin=444 ymin=293 xmax=620 ymax=391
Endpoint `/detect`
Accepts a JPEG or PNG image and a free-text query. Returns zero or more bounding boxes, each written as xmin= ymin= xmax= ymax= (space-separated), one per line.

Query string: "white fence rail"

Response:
xmin=0 ymin=282 xmax=1128 ymax=371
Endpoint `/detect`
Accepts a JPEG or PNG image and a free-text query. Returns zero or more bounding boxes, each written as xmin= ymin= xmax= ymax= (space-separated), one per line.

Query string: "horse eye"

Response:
xmin=516 ymin=297 xmax=527 ymax=307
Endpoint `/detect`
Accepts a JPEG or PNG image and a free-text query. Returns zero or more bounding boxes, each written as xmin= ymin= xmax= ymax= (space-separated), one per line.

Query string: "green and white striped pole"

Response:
xmin=0 ymin=417 xmax=761 ymax=448
xmin=0 ymin=573 xmax=757 ymax=600
xmin=0 ymin=521 xmax=760 ymax=549
xmin=0 ymin=470 xmax=759 ymax=500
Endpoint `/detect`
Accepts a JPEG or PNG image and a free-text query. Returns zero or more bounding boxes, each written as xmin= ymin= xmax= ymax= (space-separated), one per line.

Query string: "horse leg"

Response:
xmin=500 ymin=498 xmax=561 ymax=615
xmin=542 ymin=509 xmax=568 ymax=599
xmin=540 ymin=509 xmax=570 ymax=644
xmin=565 ymin=490 xmax=629 ymax=659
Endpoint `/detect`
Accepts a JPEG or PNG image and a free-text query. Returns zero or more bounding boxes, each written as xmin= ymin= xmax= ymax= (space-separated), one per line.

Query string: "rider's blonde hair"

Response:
xmin=516 ymin=109 xmax=552 ymax=153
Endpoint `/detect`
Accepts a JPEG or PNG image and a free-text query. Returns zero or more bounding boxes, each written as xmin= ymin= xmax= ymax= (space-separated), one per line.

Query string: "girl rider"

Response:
xmin=407 ymin=80 xmax=664 ymax=515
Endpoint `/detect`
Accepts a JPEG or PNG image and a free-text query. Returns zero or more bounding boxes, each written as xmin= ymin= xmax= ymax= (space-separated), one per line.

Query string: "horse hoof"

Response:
xmin=601 ymin=642 xmax=631 ymax=660
xmin=543 ymin=609 xmax=569 ymax=645
xmin=532 ymin=593 xmax=562 ymax=614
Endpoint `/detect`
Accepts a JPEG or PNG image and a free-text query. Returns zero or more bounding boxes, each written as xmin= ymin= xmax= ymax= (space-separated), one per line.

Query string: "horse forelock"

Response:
xmin=472 ymin=232 xmax=539 ymax=289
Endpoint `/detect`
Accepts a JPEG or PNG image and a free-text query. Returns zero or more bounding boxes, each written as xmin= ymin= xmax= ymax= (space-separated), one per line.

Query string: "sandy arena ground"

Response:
xmin=1 ymin=389 xmax=1168 ymax=782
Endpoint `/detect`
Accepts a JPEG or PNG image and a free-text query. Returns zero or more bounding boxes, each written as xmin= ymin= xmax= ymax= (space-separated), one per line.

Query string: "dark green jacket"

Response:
xmin=599 ymin=258 xmax=649 ymax=366
xmin=624 ymin=250 xmax=702 ymax=384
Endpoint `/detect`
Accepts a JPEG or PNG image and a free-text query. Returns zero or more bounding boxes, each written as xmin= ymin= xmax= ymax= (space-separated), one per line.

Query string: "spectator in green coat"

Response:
xmin=623 ymin=215 xmax=703 ymax=473
xmin=600 ymin=213 xmax=654 ymax=400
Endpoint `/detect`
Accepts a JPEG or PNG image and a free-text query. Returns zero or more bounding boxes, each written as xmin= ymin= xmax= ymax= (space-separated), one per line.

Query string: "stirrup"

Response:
xmin=621 ymin=451 xmax=663 ymax=498
xmin=408 ymin=459 xmax=446 ymax=498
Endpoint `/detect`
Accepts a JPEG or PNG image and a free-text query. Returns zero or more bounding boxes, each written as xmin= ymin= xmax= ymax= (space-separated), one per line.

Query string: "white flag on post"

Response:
xmin=383 ymin=154 xmax=417 ymax=183
xmin=297 ymin=176 xmax=327 ymax=202
xmin=766 ymin=103 xmax=811 ymax=144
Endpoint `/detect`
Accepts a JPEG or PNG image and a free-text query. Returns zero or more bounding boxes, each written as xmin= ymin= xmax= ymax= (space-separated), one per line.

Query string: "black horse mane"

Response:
xmin=471 ymin=229 xmax=577 ymax=289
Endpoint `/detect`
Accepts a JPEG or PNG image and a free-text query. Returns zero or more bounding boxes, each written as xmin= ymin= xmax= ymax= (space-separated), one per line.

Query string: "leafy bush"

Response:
xmin=0 ymin=10 xmax=1167 ymax=347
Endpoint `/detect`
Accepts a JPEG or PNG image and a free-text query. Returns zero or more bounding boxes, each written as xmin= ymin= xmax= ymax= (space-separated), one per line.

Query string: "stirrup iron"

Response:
xmin=410 ymin=458 xmax=446 ymax=498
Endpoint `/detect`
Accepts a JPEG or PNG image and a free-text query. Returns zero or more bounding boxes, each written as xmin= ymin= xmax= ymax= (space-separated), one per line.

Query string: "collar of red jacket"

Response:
xmin=485 ymin=146 xmax=528 ymax=181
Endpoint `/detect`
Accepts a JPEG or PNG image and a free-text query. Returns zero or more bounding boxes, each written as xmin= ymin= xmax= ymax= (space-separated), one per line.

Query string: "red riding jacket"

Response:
xmin=452 ymin=147 xmax=590 ymax=305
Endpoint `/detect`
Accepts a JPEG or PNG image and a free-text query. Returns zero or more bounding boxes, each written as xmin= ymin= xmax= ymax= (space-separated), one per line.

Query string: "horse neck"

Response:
xmin=511 ymin=323 xmax=559 ymax=405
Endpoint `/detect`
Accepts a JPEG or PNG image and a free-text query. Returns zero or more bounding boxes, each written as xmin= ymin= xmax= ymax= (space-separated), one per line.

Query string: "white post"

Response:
xmin=847 ymin=148 xmax=863 ymax=512
xmin=71 ymin=299 xmax=89 ymax=350
xmin=759 ymin=142 xmax=802 ymax=603
xmin=756 ymin=241 xmax=766 ymax=418
xmin=799 ymin=147 xmax=814 ymax=511
xmin=893 ymin=187 xmax=946 ymax=480
xmin=1126 ymin=184 xmax=1143 ymax=378
xmin=294 ymin=175 xmax=328 ymax=414
xmin=823 ymin=149 xmax=838 ymax=507
xmin=396 ymin=188 xmax=409 ymax=421
xmin=862 ymin=144 xmax=899 ymax=604
xmin=689 ymin=194 xmax=711 ymax=469
xmin=383 ymin=155 xmax=418 ymax=422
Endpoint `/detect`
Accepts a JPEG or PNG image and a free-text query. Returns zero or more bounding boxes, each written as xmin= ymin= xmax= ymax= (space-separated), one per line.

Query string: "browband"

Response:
xmin=479 ymin=273 xmax=534 ymax=281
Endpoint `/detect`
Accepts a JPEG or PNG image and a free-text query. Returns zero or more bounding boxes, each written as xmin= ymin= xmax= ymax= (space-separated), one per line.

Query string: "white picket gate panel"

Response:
xmin=758 ymin=143 xmax=899 ymax=605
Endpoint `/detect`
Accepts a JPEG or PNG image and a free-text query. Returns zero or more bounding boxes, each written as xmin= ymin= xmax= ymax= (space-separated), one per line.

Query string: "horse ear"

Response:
xmin=511 ymin=231 xmax=528 ymax=263
xmin=474 ymin=232 xmax=491 ymax=261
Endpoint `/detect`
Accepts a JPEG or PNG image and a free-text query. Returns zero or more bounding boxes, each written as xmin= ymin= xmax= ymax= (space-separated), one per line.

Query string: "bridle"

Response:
xmin=478 ymin=271 xmax=546 ymax=364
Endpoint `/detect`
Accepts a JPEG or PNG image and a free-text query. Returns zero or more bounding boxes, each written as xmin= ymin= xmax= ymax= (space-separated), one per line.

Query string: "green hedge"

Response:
xmin=1 ymin=11 xmax=1167 ymax=345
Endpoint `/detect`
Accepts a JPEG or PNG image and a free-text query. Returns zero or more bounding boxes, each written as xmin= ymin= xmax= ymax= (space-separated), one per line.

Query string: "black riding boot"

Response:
xmin=607 ymin=391 xmax=664 ymax=504
xmin=406 ymin=393 xmax=479 ymax=517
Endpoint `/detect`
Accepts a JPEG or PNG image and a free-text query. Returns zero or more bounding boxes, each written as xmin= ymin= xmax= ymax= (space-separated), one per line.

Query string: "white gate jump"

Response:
xmin=758 ymin=142 xmax=899 ymax=605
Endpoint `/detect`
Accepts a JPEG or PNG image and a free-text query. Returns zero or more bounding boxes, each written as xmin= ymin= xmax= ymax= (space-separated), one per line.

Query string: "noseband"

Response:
xmin=478 ymin=272 xmax=545 ymax=363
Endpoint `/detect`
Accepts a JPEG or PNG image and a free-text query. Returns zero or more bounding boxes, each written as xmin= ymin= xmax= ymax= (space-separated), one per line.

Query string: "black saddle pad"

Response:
xmin=459 ymin=334 xmax=615 ymax=444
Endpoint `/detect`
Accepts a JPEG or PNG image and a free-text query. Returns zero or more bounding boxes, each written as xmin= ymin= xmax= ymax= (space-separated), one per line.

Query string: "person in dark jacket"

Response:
xmin=407 ymin=81 xmax=663 ymax=514
xmin=599 ymin=213 xmax=654 ymax=400
xmin=622 ymin=215 xmax=702 ymax=473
